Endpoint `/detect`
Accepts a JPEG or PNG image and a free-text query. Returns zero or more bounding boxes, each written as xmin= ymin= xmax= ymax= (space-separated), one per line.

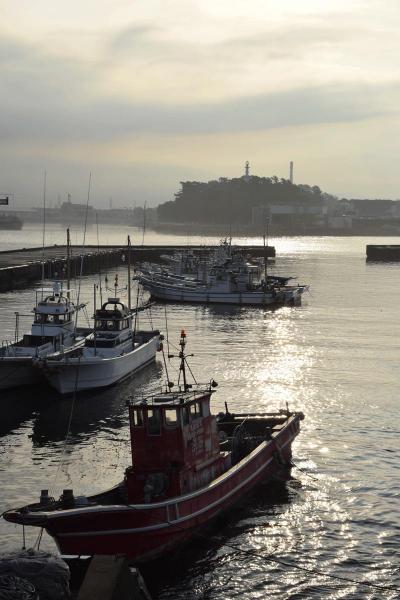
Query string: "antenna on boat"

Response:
xmin=114 ymin=274 xmax=118 ymax=297
xmin=179 ymin=330 xmax=189 ymax=391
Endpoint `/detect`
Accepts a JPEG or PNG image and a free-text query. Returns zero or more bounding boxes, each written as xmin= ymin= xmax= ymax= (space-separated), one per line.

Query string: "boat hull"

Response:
xmin=26 ymin=415 xmax=300 ymax=561
xmin=41 ymin=335 xmax=160 ymax=394
xmin=0 ymin=357 xmax=44 ymax=390
xmin=139 ymin=278 xmax=306 ymax=306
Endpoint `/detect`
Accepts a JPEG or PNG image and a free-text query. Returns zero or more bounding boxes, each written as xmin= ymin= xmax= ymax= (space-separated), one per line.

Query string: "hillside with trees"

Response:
xmin=157 ymin=176 xmax=325 ymax=224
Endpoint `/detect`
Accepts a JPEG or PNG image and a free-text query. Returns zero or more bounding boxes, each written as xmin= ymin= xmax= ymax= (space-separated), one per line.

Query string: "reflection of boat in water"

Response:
xmin=0 ymin=392 xmax=39 ymax=437
xmin=30 ymin=361 xmax=163 ymax=447
xmin=0 ymin=283 xmax=87 ymax=390
xmin=36 ymin=297 xmax=162 ymax=394
xmin=4 ymin=332 xmax=304 ymax=562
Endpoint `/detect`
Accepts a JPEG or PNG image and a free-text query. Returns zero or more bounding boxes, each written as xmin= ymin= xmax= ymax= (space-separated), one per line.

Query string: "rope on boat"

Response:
xmin=289 ymin=459 xmax=320 ymax=481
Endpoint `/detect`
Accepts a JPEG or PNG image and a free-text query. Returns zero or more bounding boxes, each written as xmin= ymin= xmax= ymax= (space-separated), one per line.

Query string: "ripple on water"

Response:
xmin=1 ymin=237 xmax=400 ymax=598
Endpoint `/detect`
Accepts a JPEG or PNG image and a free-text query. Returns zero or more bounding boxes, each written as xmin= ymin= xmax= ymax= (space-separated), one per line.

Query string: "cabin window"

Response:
xmin=189 ymin=402 xmax=202 ymax=419
xmin=147 ymin=409 xmax=161 ymax=435
xmin=132 ymin=409 xmax=143 ymax=427
xmin=165 ymin=408 xmax=178 ymax=427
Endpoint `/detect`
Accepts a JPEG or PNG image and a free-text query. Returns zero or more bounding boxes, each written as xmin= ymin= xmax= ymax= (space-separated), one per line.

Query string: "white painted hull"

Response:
xmin=140 ymin=279 xmax=307 ymax=306
xmin=0 ymin=358 xmax=44 ymax=390
xmin=42 ymin=336 xmax=160 ymax=394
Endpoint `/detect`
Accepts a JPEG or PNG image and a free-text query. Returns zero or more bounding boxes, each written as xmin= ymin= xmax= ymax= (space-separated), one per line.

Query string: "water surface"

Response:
xmin=0 ymin=234 xmax=399 ymax=599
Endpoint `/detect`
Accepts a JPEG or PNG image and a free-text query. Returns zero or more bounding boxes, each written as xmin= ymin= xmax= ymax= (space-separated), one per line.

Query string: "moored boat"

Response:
xmin=138 ymin=259 xmax=308 ymax=306
xmin=0 ymin=283 xmax=87 ymax=390
xmin=35 ymin=297 xmax=162 ymax=394
xmin=3 ymin=332 xmax=304 ymax=562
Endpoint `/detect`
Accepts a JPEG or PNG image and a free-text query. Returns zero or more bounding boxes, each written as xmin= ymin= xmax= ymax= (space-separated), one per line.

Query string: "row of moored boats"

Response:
xmin=0 ymin=242 xmax=308 ymax=395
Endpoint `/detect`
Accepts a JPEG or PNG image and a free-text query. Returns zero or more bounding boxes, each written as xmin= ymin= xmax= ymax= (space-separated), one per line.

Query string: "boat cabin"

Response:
xmin=125 ymin=388 xmax=229 ymax=503
xmin=29 ymin=284 xmax=75 ymax=340
xmin=82 ymin=298 xmax=133 ymax=352
xmin=93 ymin=298 xmax=131 ymax=332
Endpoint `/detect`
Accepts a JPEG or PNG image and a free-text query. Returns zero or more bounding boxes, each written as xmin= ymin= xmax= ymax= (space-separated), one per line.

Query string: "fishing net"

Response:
xmin=0 ymin=575 xmax=37 ymax=600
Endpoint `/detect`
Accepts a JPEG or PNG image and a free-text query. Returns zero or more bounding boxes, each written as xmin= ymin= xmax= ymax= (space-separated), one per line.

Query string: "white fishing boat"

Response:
xmin=138 ymin=258 xmax=308 ymax=306
xmin=0 ymin=283 xmax=87 ymax=390
xmin=36 ymin=296 xmax=162 ymax=394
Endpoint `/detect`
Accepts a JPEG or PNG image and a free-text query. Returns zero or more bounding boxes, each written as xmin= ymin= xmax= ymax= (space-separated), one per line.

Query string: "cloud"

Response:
xmin=1 ymin=44 xmax=399 ymax=143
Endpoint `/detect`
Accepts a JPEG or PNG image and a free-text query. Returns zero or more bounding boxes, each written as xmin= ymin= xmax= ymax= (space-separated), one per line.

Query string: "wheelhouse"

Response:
xmin=126 ymin=386 xmax=226 ymax=503
xmin=31 ymin=284 xmax=76 ymax=338
xmin=93 ymin=298 xmax=131 ymax=332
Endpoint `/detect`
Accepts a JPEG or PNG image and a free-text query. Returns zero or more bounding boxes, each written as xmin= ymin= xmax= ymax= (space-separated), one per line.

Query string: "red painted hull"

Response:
xmin=42 ymin=415 xmax=300 ymax=562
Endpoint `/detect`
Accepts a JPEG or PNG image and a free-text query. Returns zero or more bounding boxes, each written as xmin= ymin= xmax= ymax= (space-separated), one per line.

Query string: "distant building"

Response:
xmin=60 ymin=201 xmax=94 ymax=224
xmin=349 ymin=199 xmax=400 ymax=218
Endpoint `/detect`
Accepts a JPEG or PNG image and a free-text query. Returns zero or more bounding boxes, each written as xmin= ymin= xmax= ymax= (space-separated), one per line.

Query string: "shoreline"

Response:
xmin=150 ymin=223 xmax=400 ymax=238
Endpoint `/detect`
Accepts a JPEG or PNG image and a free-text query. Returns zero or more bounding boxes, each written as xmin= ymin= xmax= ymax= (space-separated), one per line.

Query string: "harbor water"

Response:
xmin=0 ymin=228 xmax=399 ymax=599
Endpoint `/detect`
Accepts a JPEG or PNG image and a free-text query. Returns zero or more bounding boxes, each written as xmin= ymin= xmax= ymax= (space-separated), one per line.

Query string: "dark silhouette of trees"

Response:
xmin=157 ymin=176 xmax=323 ymax=224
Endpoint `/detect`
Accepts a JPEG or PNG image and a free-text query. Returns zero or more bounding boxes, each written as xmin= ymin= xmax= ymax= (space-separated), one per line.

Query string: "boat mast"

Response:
xmin=263 ymin=207 xmax=269 ymax=284
xmin=41 ymin=170 xmax=47 ymax=299
xmin=93 ymin=283 xmax=97 ymax=356
xmin=66 ymin=228 xmax=71 ymax=300
xmin=96 ymin=212 xmax=103 ymax=305
xmin=179 ymin=330 xmax=188 ymax=391
xmin=127 ymin=235 xmax=132 ymax=312
xmin=141 ymin=201 xmax=147 ymax=246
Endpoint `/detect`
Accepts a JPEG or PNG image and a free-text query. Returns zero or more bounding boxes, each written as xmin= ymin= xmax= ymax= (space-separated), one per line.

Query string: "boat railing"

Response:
xmin=128 ymin=382 xmax=216 ymax=406
xmin=0 ymin=340 xmax=16 ymax=357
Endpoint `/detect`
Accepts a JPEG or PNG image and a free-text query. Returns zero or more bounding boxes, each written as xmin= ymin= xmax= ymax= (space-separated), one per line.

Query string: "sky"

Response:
xmin=1 ymin=0 xmax=400 ymax=208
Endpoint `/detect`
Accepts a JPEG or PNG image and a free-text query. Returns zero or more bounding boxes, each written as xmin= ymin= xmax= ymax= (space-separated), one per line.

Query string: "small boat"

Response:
xmin=36 ymin=297 xmax=162 ymax=394
xmin=3 ymin=332 xmax=304 ymax=562
xmin=0 ymin=283 xmax=87 ymax=390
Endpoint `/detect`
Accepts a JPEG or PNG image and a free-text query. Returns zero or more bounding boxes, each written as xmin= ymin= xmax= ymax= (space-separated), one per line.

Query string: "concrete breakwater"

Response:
xmin=366 ymin=244 xmax=400 ymax=261
xmin=0 ymin=244 xmax=275 ymax=292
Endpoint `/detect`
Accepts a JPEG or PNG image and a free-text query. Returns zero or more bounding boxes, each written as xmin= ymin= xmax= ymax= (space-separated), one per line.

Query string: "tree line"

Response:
xmin=157 ymin=176 xmax=326 ymax=224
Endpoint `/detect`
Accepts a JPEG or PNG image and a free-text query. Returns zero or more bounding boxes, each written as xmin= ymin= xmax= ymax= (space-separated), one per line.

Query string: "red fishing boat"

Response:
xmin=3 ymin=332 xmax=304 ymax=562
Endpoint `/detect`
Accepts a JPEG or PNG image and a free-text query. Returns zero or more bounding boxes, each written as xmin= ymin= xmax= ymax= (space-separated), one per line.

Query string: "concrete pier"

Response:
xmin=0 ymin=244 xmax=275 ymax=292
xmin=76 ymin=556 xmax=152 ymax=600
xmin=366 ymin=245 xmax=400 ymax=261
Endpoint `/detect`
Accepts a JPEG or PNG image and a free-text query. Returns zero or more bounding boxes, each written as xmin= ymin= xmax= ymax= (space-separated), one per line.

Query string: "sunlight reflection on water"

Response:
xmin=0 ymin=234 xmax=399 ymax=598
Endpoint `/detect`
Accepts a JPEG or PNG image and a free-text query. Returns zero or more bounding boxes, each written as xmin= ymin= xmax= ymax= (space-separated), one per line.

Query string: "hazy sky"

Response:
xmin=1 ymin=0 xmax=400 ymax=207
